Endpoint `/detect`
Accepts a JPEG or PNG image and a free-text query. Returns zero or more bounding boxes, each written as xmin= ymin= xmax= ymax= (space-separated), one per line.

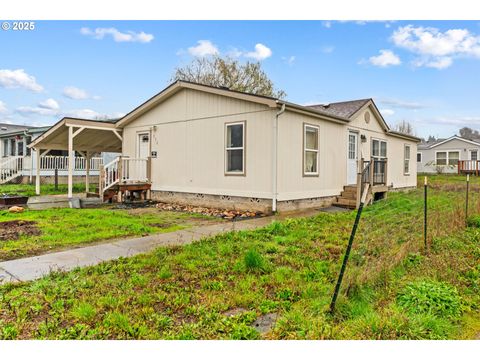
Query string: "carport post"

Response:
xmin=35 ymin=148 xmax=41 ymax=195
xmin=85 ymin=151 xmax=90 ymax=193
xmin=68 ymin=126 xmax=74 ymax=198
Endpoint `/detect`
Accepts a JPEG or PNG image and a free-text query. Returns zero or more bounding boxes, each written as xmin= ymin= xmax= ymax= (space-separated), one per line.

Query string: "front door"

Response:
xmin=137 ymin=133 xmax=150 ymax=159
xmin=347 ymin=131 xmax=358 ymax=184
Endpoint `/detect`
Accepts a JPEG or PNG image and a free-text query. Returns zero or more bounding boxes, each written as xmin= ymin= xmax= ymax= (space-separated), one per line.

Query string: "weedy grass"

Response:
xmin=0 ymin=174 xmax=479 ymax=339
xmin=0 ymin=207 xmax=215 ymax=260
xmin=0 ymin=183 xmax=86 ymax=197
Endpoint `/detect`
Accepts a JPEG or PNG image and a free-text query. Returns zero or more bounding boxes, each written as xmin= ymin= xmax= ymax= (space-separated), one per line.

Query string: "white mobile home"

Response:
xmin=417 ymin=136 xmax=480 ymax=174
xmin=30 ymin=81 xmax=419 ymax=211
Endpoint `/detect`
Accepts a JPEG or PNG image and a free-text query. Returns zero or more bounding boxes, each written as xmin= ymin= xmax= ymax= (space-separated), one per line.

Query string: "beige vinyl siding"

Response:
xmin=122 ymin=88 xmax=275 ymax=199
xmin=277 ymin=110 xmax=346 ymax=200
xmin=348 ymin=106 xmax=417 ymax=188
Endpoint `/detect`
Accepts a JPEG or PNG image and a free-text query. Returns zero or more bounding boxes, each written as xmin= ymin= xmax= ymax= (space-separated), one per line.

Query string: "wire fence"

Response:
xmin=330 ymin=174 xmax=479 ymax=312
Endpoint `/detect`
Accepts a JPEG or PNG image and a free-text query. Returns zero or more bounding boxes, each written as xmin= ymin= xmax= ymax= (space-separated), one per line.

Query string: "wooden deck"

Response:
xmin=458 ymin=160 xmax=480 ymax=175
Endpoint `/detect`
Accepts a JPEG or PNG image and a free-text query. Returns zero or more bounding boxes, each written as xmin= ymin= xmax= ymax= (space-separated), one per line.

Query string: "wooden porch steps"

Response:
xmin=333 ymin=185 xmax=358 ymax=209
xmin=97 ymin=183 xmax=152 ymax=203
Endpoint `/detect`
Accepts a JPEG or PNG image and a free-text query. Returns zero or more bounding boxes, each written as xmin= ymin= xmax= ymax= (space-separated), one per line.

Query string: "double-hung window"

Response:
xmin=303 ymin=124 xmax=319 ymax=176
xmin=404 ymin=145 xmax=411 ymax=175
xmin=225 ymin=122 xmax=245 ymax=175
xmin=436 ymin=151 xmax=459 ymax=166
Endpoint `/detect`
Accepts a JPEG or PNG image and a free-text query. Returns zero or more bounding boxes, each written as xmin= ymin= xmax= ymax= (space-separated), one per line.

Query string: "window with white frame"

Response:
xmin=436 ymin=151 xmax=459 ymax=166
xmin=448 ymin=151 xmax=459 ymax=166
xmin=470 ymin=150 xmax=478 ymax=161
xmin=404 ymin=145 xmax=411 ymax=174
xmin=417 ymin=153 xmax=422 ymax=163
xmin=2 ymin=139 xmax=7 ymax=157
xmin=372 ymin=139 xmax=387 ymax=159
xmin=436 ymin=152 xmax=447 ymax=165
xmin=225 ymin=122 xmax=245 ymax=174
xmin=303 ymin=124 xmax=319 ymax=175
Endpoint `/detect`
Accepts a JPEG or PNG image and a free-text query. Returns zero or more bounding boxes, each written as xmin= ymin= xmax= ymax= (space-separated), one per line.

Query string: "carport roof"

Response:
xmin=29 ymin=117 xmax=123 ymax=152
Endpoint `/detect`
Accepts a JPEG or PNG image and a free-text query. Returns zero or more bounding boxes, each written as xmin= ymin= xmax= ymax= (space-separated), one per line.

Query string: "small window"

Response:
xmin=304 ymin=124 xmax=319 ymax=175
xmin=9 ymin=139 xmax=15 ymax=156
xmin=26 ymin=136 xmax=32 ymax=156
xmin=448 ymin=151 xmax=459 ymax=166
xmin=2 ymin=139 xmax=7 ymax=157
xmin=404 ymin=145 xmax=410 ymax=175
xmin=436 ymin=152 xmax=447 ymax=165
xmin=471 ymin=150 xmax=478 ymax=161
xmin=225 ymin=122 xmax=245 ymax=174
xmin=417 ymin=153 xmax=422 ymax=163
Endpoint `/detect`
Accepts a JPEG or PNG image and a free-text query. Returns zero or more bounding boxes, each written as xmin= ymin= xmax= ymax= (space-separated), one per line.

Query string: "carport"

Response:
xmin=29 ymin=117 xmax=123 ymax=198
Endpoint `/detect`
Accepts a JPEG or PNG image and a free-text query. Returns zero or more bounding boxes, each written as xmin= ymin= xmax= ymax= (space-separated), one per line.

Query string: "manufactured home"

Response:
xmin=417 ymin=136 xmax=480 ymax=174
xmin=29 ymin=81 xmax=419 ymax=211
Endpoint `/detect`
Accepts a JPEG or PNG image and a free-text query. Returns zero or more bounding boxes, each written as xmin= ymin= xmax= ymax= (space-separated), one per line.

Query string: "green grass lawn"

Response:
xmin=0 ymin=183 xmax=87 ymax=197
xmin=0 ymin=175 xmax=479 ymax=339
xmin=0 ymin=208 xmax=216 ymax=261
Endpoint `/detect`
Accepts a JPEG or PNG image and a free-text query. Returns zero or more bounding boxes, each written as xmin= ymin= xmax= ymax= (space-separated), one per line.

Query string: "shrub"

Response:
xmin=397 ymin=280 xmax=462 ymax=319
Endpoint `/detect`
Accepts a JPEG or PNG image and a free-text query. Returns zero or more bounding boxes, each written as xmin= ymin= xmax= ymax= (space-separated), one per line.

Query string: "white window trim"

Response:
xmin=417 ymin=152 xmax=422 ymax=163
xmin=435 ymin=149 xmax=461 ymax=166
xmin=225 ymin=121 xmax=245 ymax=176
xmin=469 ymin=149 xmax=479 ymax=161
xmin=303 ymin=124 xmax=319 ymax=176
xmin=404 ymin=144 xmax=411 ymax=175
xmin=371 ymin=138 xmax=387 ymax=160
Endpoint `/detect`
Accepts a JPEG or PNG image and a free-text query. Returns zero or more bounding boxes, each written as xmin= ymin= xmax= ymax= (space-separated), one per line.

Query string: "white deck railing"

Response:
xmin=101 ymin=157 xmax=149 ymax=193
xmin=0 ymin=156 xmax=23 ymax=184
xmin=40 ymin=156 xmax=103 ymax=171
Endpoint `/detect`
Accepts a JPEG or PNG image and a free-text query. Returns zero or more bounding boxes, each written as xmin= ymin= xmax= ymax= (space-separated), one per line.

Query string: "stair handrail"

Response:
xmin=0 ymin=156 xmax=23 ymax=184
xmin=103 ymin=157 xmax=120 ymax=192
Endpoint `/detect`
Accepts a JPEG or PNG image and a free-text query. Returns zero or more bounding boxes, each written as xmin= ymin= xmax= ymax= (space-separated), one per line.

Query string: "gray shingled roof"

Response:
xmin=306 ymin=99 xmax=371 ymax=119
xmin=0 ymin=123 xmax=33 ymax=134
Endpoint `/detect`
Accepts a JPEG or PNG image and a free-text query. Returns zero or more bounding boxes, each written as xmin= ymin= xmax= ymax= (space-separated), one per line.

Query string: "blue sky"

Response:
xmin=1 ymin=20 xmax=480 ymax=138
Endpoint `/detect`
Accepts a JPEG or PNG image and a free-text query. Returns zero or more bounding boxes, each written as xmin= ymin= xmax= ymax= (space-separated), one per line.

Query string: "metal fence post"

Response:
xmin=330 ymin=183 xmax=370 ymax=313
xmin=466 ymin=174 xmax=470 ymax=226
xmin=424 ymin=176 xmax=428 ymax=252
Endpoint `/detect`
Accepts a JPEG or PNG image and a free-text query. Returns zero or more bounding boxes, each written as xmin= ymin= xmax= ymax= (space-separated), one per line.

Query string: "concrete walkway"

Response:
xmin=0 ymin=207 xmax=346 ymax=285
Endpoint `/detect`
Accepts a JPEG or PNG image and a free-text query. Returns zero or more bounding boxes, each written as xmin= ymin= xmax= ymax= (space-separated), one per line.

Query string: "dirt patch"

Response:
xmin=0 ymin=220 xmax=41 ymax=241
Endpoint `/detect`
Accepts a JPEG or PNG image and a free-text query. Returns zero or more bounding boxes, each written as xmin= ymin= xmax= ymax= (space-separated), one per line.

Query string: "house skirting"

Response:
xmin=151 ymin=190 xmax=337 ymax=214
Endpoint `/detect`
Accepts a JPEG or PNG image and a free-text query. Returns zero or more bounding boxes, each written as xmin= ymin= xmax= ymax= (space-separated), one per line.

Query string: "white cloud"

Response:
xmin=16 ymin=106 xmax=57 ymax=117
xmin=368 ymin=49 xmax=401 ymax=67
xmin=187 ymin=40 xmax=219 ymax=57
xmin=322 ymin=21 xmax=332 ymax=28
xmin=381 ymin=109 xmax=395 ymax=116
xmin=62 ymin=86 xmax=99 ymax=100
xmin=378 ymin=98 xmax=427 ymax=110
xmin=63 ymin=109 xmax=124 ymax=120
xmin=80 ymin=27 xmax=154 ymax=43
xmin=39 ymin=98 xmax=60 ymax=111
xmin=0 ymin=69 xmax=43 ymax=92
xmin=244 ymin=43 xmax=272 ymax=61
xmin=0 ymin=101 xmax=7 ymax=114
xmin=391 ymin=25 xmax=480 ymax=69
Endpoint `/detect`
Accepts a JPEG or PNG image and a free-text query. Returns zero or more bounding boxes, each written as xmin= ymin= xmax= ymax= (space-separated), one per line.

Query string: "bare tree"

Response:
xmin=171 ymin=56 xmax=286 ymax=99
xmin=394 ymin=120 xmax=415 ymax=136
xmin=459 ymin=127 xmax=480 ymax=140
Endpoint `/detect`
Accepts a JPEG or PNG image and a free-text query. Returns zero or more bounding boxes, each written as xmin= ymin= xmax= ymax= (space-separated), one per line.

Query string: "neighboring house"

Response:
xmin=30 ymin=81 xmax=419 ymax=211
xmin=0 ymin=122 xmax=111 ymax=185
xmin=417 ymin=135 xmax=480 ymax=174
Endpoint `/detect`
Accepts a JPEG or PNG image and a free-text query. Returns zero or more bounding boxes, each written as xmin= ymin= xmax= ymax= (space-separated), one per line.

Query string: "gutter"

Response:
xmin=272 ymin=103 xmax=286 ymax=213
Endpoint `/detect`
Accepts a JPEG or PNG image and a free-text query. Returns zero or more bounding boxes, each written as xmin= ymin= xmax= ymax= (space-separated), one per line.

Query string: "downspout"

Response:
xmin=272 ymin=103 xmax=286 ymax=213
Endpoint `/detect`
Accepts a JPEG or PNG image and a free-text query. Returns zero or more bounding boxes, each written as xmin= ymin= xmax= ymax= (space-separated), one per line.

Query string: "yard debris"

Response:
xmin=8 ymin=206 xmax=24 ymax=213
xmin=154 ymin=202 xmax=264 ymax=220
xmin=0 ymin=220 xmax=41 ymax=241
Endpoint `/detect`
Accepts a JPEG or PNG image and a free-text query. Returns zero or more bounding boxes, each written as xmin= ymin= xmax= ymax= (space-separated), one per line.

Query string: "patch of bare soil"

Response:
xmin=0 ymin=220 xmax=41 ymax=241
